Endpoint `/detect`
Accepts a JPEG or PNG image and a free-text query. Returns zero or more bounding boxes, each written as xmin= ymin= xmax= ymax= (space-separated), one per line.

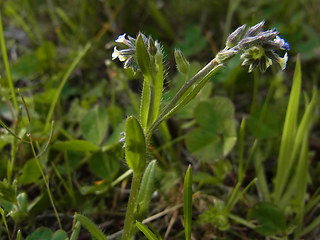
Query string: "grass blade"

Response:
xmin=75 ymin=213 xmax=107 ymax=240
xmin=279 ymin=89 xmax=318 ymax=208
xmin=136 ymin=221 xmax=159 ymax=240
xmin=273 ymin=55 xmax=301 ymax=203
xmin=184 ymin=165 xmax=192 ymax=240
xmin=0 ymin=11 xmax=18 ymax=112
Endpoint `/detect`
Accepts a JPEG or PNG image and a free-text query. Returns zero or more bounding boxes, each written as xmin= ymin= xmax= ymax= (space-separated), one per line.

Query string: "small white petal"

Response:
xmin=112 ymin=46 xmax=120 ymax=60
xmin=115 ymin=33 xmax=127 ymax=43
xmin=118 ymin=54 xmax=127 ymax=61
xmin=278 ymin=52 xmax=288 ymax=70
xmin=112 ymin=46 xmax=127 ymax=61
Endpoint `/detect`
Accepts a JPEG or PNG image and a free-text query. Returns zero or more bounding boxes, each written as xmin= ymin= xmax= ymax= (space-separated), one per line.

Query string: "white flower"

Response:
xmin=115 ymin=33 xmax=128 ymax=44
xmin=277 ymin=52 xmax=288 ymax=70
xmin=112 ymin=46 xmax=127 ymax=61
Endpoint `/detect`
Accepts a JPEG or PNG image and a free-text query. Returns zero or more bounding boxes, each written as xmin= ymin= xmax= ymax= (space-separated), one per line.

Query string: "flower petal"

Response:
xmin=277 ymin=52 xmax=288 ymax=70
xmin=115 ymin=33 xmax=127 ymax=43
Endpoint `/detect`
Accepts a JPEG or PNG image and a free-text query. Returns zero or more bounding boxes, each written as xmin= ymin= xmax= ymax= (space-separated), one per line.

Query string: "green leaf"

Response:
xmin=51 ymin=230 xmax=68 ymax=240
xmin=248 ymin=202 xmax=286 ymax=236
xmin=26 ymin=227 xmax=53 ymax=240
xmin=184 ymin=165 xmax=192 ymax=240
xmin=0 ymin=180 xmax=16 ymax=203
xmin=199 ymin=200 xmax=230 ymax=231
xmin=148 ymin=52 xmax=164 ymax=126
xmin=70 ymin=221 xmax=81 ymax=240
xmin=81 ymin=106 xmax=108 ymax=145
xmin=75 ymin=213 xmax=106 ymax=240
xmin=18 ymin=158 xmax=41 ymax=184
xmin=137 ymin=160 xmax=157 ymax=220
xmin=274 ymin=55 xmax=301 ymax=203
xmin=279 ymin=89 xmax=318 ymax=208
xmin=125 ymin=116 xmax=146 ymax=174
xmin=88 ymin=151 xmax=120 ymax=180
xmin=161 ymin=63 xmax=223 ymax=124
xmin=136 ymin=33 xmax=152 ymax=76
xmin=140 ymin=79 xmax=151 ymax=129
xmin=186 ymin=97 xmax=237 ymax=162
xmin=136 ymin=221 xmax=160 ymax=240
xmin=52 ymin=140 xmax=99 ymax=152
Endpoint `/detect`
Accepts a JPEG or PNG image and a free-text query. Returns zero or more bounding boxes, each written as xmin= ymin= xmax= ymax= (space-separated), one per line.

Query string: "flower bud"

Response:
xmin=226 ymin=24 xmax=246 ymax=49
xmin=216 ymin=49 xmax=238 ymax=63
xmin=245 ymin=20 xmax=265 ymax=37
xmin=174 ymin=49 xmax=190 ymax=75
xmin=148 ymin=36 xmax=157 ymax=56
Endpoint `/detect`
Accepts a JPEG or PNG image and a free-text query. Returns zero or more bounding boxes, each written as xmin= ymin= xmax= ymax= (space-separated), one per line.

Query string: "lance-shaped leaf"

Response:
xmin=184 ymin=165 xmax=193 ymax=240
xmin=136 ymin=160 xmax=157 ymax=220
xmin=136 ymin=33 xmax=152 ymax=78
xmin=125 ymin=116 xmax=146 ymax=174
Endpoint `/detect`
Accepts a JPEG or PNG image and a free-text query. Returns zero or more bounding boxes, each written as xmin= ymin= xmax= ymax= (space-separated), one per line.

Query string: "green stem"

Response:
xmin=147 ymin=86 xmax=155 ymax=128
xmin=0 ymin=12 xmax=19 ymax=113
xmin=122 ymin=172 xmax=142 ymax=240
xmin=28 ymin=133 xmax=62 ymax=229
xmin=147 ymin=58 xmax=220 ymax=137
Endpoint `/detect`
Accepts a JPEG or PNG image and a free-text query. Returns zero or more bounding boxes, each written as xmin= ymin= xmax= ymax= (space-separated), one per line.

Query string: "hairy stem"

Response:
xmin=122 ymin=172 xmax=142 ymax=240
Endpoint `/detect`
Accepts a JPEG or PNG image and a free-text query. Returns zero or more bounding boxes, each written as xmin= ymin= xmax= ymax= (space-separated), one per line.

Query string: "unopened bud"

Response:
xmin=226 ymin=24 xmax=246 ymax=49
xmin=148 ymin=36 xmax=157 ymax=56
xmin=216 ymin=49 xmax=238 ymax=63
xmin=245 ymin=20 xmax=265 ymax=37
xmin=174 ymin=49 xmax=190 ymax=75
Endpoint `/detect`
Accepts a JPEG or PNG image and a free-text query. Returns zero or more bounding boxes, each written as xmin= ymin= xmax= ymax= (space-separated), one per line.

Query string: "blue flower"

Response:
xmin=234 ymin=21 xmax=290 ymax=72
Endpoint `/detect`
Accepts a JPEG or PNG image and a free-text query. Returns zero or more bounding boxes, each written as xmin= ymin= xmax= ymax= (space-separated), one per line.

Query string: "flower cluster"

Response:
xmin=112 ymin=21 xmax=290 ymax=74
xmin=112 ymin=32 xmax=161 ymax=72
xmin=221 ymin=20 xmax=290 ymax=72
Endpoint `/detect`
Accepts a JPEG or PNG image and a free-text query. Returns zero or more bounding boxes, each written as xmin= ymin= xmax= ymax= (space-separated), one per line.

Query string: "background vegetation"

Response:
xmin=0 ymin=0 xmax=319 ymax=239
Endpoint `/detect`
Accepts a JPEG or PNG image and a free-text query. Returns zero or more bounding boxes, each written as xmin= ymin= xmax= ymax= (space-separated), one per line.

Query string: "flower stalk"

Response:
xmin=111 ymin=21 xmax=290 ymax=240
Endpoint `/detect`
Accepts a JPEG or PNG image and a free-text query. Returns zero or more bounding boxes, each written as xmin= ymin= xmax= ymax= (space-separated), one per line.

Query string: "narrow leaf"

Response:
xmin=75 ymin=213 xmax=106 ymax=240
xmin=70 ymin=221 xmax=81 ymax=240
xmin=52 ymin=140 xmax=99 ymax=152
xmin=140 ymin=79 xmax=151 ymax=129
xmin=137 ymin=160 xmax=157 ymax=220
xmin=274 ymin=55 xmax=301 ymax=202
xmin=136 ymin=221 xmax=159 ymax=240
xmin=136 ymin=33 xmax=152 ymax=76
xmin=184 ymin=165 xmax=192 ymax=240
xmin=149 ymin=53 xmax=164 ymax=126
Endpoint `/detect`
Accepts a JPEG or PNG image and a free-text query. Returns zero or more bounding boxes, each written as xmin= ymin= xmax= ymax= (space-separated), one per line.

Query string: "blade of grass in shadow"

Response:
xmin=273 ymin=55 xmax=301 ymax=203
xmin=75 ymin=213 xmax=107 ymax=240
xmin=70 ymin=221 xmax=81 ymax=240
xmin=299 ymin=214 xmax=320 ymax=238
xmin=184 ymin=165 xmax=192 ymax=240
xmin=45 ymin=42 xmax=91 ymax=130
xmin=254 ymin=146 xmax=271 ymax=202
xmin=0 ymin=11 xmax=19 ymax=113
xmin=136 ymin=221 xmax=160 ymax=240
xmin=0 ymin=207 xmax=11 ymax=240
xmin=293 ymin=134 xmax=309 ymax=239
